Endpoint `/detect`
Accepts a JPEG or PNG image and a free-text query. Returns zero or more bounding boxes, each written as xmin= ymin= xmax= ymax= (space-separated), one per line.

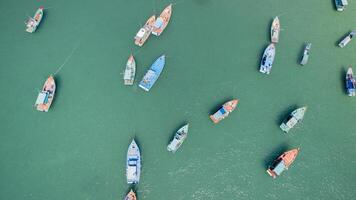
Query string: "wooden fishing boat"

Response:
xmin=139 ymin=55 xmax=165 ymax=91
xmin=167 ymin=124 xmax=189 ymax=153
xmin=123 ymin=55 xmax=136 ymax=85
xmin=335 ymin=0 xmax=348 ymax=11
xmin=126 ymin=139 xmax=141 ymax=184
xmin=152 ymin=4 xmax=172 ymax=36
xmin=35 ymin=75 xmax=56 ymax=112
xmin=338 ymin=30 xmax=356 ymax=48
xmin=124 ymin=189 xmax=137 ymax=200
xmin=267 ymin=148 xmax=300 ymax=178
xmin=346 ymin=67 xmax=356 ymax=96
xmin=26 ymin=6 xmax=44 ymax=33
xmin=280 ymin=107 xmax=307 ymax=133
xmin=260 ymin=43 xmax=276 ymax=74
xmin=271 ymin=17 xmax=280 ymax=43
xmin=134 ymin=15 xmax=156 ymax=46
xmin=210 ymin=99 xmax=239 ymax=124
xmin=300 ymin=43 xmax=312 ymax=66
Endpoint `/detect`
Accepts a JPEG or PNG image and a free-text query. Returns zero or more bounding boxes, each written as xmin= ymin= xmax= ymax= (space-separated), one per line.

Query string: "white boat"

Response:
xmin=280 ymin=107 xmax=307 ymax=133
xmin=134 ymin=15 xmax=156 ymax=46
xmin=335 ymin=0 xmax=348 ymax=11
xmin=300 ymin=43 xmax=311 ymax=66
xmin=126 ymin=139 xmax=141 ymax=184
xmin=35 ymin=75 xmax=56 ymax=112
xmin=123 ymin=55 xmax=136 ymax=85
xmin=346 ymin=67 xmax=356 ymax=96
xmin=26 ymin=7 xmax=44 ymax=33
xmin=339 ymin=31 xmax=356 ymax=48
xmin=260 ymin=43 xmax=276 ymax=74
xmin=167 ymin=124 xmax=189 ymax=153
xmin=271 ymin=17 xmax=280 ymax=43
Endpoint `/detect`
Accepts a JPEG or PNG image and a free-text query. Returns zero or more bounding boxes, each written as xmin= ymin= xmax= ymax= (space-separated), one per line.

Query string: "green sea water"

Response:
xmin=1 ymin=0 xmax=356 ymax=199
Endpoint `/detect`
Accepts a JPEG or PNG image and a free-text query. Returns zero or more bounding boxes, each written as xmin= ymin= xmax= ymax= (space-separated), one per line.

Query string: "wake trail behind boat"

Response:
xmin=53 ymin=42 xmax=81 ymax=76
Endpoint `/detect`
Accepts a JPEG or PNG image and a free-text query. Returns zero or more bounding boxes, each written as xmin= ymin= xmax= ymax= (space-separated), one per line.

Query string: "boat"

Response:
xmin=167 ymin=124 xmax=189 ymax=153
xmin=210 ymin=99 xmax=239 ymax=124
xmin=126 ymin=139 xmax=141 ymax=184
xmin=280 ymin=107 xmax=307 ymax=133
xmin=152 ymin=4 xmax=172 ymax=36
xmin=139 ymin=55 xmax=165 ymax=91
xmin=300 ymin=43 xmax=312 ymax=66
xmin=338 ymin=30 xmax=356 ymax=48
xmin=26 ymin=6 xmax=44 ymax=33
xmin=335 ymin=0 xmax=348 ymax=11
xmin=134 ymin=15 xmax=156 ymax=46
xmin=260 ymin=43 xmax=276 ymax=74
xmin=124 ymin=189 xmax=136 ymax=200
xmin=346 ymin=67 xmax=356 ymax=96
xmin=123 ymin=55 xmax=136 ymax=85
xmin=35 ymin=75 xmax=56 ymax=112
xmin=271 ymin=17 xmax=280 ymax=43
xmin=267 ymin=148 xmax=300 ymax=178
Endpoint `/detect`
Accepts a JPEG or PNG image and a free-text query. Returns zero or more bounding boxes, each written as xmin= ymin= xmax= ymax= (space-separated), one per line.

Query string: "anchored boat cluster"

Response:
xmin=25 ymin=1 xmax=356 ymax=199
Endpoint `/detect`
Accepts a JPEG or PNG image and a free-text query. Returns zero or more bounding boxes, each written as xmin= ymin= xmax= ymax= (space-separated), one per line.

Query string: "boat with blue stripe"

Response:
xmin=346 ymin=67 xmax=356 ymax=97
xmin=139 ymin=55 xmax=165 ymax=91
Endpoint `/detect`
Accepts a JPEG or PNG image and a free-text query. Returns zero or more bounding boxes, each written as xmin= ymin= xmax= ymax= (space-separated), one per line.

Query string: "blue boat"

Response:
xmin=139 ymin=55 xmax=165 ymax=91
xmin=346 ymin=67 xmax=356 ymax=97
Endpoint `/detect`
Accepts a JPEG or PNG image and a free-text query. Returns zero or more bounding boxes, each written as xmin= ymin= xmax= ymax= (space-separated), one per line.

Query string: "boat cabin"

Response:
xmin=335 ymin=0 xmax=348 ymax=11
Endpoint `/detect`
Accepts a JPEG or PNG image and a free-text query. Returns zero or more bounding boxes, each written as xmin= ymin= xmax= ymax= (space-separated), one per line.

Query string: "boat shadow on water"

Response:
xmin=49 ymin=74 xmax=61 ymax=110
xmin=262 ymin=143 xmax=290 ymax=168
xmin=275 ymin=104 xmax=299 ymax=126
xmin=297 ymin=44 xmax=306 ymax=64
xmin=340 ymin=68 xmax=347 ymax=93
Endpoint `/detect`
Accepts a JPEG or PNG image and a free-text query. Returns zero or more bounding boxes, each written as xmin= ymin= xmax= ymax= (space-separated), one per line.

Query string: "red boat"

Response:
xmin=267 ymin=148 xmax=300 ymax=178
xmin=209 ymin=99 xmax=238 ymax=124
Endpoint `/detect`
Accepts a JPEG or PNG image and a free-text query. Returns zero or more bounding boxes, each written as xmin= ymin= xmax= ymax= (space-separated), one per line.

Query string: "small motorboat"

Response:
xmin=152 ymin=4 xmax=172 ymax=36
xmin=210 ymin=99 xmax=239 ymax=124
xmin=126 ymin=139 xmax=141 ymax=184
xmin=139 ymin=55 xmax=165 ymax=91
xmin=167 ymin=124 xmax=189 ymax=153
xmin=260 ymin=43 xmax=276 ymax=74
xmin=26 ymin=6 xmax=44 ymax=33
xmin=335 ymin=0 xmax=348 ymax=11
xmin=280 ymin=107 xmax=307 ymax=133
xmin=346 ymin=67 xmax=356 ymax=96
xmin=271 ymin=17 xmax=280 ymax=43
xmin=124 ymin=189 xmax=136 ymax=200
xmin=338 ymin=30 xmax=356 ymax=48
xmin=134 ymin=15 xmax=156 ymax=46
xmin=300 ymin=43 xmax=312 ymax=66
xmin=35 ymin=75 xmax=56 ymax=112
xmin=123 ymin=54 xmax=136 ymax=85
xmin=267 ymin=148 xmax=300 ymax=178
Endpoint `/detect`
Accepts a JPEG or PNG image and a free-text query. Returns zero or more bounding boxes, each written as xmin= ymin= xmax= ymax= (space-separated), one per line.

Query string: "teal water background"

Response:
xmin=0 ymin=0 xmax=356 ymax=199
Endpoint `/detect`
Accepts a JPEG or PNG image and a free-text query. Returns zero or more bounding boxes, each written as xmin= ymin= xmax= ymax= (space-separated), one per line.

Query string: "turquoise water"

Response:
xmin=0 ymin=0 xmax=356 ymax=199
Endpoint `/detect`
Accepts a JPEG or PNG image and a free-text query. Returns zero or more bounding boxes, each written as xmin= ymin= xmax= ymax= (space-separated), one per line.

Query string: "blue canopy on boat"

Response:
xmin=273 ymin=160 xmax=286 ymax=175
xmin=219 ymin=107 xmax=226 ymax=114
xmin=154 ymin=18 xmax=164 ymax=28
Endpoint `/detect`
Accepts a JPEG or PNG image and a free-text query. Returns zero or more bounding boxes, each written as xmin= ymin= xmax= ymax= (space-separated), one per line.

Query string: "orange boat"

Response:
xmin=35 ymin=75 xmax=56 ymax=112
xmin=210 ymin=99 xmax=239 ymax=124
xmin=152 ymin=4 xmax=172 ymax=36
xmin=134 ymin=15 xmax=156 ymax=46
xmin=124 ymin=189 xmax=136 ymax=200
xmin=267 ymin=148 xmax=300 ymax=178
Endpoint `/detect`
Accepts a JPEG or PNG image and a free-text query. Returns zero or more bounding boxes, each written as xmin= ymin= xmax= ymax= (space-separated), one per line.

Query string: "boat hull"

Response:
xmin=271 ymin=17 xmax=280 ymax=43
xmin=210 ymin=99 xmax=238 ymax=124
xmin=124 ymin=55 xmax=136 ymax=85
xmin=152 ymin=4 xmax=172 ymax=36
xmin=124 ymin=190 xmax=137 ymax=200
xmin=167 ymin=124 xmax=189 ymax=153
xmin=139 ymin=55 xmax=165 ymax=91
xmin=26 ymin=7 xmax=44 ymax=33
xmin=134 ymin=15 xmax=156 ymax=46
xmin=280 ymin=107 xmax=307 ymax=133
xmin=267 ymin=148 xmax=300 ymax=178
xmin=260 ymin=43 xmax=275 ymax=74
xmin=339 ymin=31 xmax=355 ymax=48
xmin=346 ymin=67 xmax=356 ymax=96
xmin=35 ymin=75 xmax=56 ymax=112
xmin=126 ymin=139 xmax=141 ymax=184
xmin=300 ymin=43 xmax=311 ymax=66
